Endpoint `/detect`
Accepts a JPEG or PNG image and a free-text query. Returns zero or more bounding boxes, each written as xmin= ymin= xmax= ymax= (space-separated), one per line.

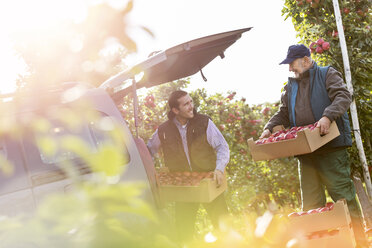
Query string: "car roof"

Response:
xmin=99 ymin=27 xmax=252 ymax=102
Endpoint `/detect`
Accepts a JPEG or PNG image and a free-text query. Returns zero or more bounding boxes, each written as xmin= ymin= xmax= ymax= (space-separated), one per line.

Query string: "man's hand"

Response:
xmin=213 ymin=169 xmax=224 ymax=187
xmin=259 ymin=129 xmax=272 ymax=139
xmin=316 ymin=116 xmax=331 ymax=135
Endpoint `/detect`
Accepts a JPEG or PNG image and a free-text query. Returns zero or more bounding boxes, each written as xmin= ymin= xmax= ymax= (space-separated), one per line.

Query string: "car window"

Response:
xmin=37 ymin=122 xmax=93 ymax=164
xmin=36 ymin=113 xmax=130 ymax=165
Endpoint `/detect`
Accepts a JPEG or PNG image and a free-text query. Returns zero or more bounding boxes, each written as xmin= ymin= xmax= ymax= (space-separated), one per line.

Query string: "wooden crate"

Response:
xmin=286 ymin=199 xmax=356 ymax=248
xmin=292 ymin=226 xmax=356 ymax=248
xmin=157 ymin=170 xmax=227 ymax=203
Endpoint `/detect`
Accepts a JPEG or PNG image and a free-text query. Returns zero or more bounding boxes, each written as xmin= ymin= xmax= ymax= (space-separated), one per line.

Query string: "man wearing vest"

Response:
xmin=259 ymin=44 xmax=368 ymax=247
xmin=147 ymin=90 xmax=230 ymax=242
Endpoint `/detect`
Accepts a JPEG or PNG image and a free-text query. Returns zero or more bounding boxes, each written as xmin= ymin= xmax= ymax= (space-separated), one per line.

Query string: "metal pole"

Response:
xmin=332 ymin=0 xmax=372 ymax=198
xmin=132 ymin=78 xmax=139 ymax=138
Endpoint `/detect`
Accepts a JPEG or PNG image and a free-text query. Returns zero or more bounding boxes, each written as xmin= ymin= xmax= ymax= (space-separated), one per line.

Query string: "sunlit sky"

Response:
xmin=0 ymin=0 xmax=299 ymax=104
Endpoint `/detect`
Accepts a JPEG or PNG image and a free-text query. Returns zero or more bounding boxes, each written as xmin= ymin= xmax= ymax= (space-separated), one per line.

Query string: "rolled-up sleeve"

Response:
xmin=147 ymin=129 xmax=161 ymax=157
xmin=206 ymin=119 xmax=230 ymax=172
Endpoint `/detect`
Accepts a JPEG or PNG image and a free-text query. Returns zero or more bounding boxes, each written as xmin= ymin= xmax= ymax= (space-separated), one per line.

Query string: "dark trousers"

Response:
xmin=175 ymin=193 xmax=228 ymax=242
xmin=298 ymin=149 xmax=368 ymax=246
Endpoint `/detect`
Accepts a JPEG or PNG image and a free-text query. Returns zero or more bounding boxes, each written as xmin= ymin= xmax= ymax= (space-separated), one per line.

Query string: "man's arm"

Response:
xmin=317 ymin=67 xmax=352 ymax=135
xmin=323 ymin=67 xmax=352 ymax=120
xmin=206 ymin=119 xmax=230 ymax=186
xmin=147 ymin=129 xmax=161 ymax=157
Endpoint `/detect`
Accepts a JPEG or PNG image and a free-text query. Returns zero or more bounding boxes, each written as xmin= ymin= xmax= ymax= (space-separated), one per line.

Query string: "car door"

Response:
xmin=0 ymin=137 xmax=35 ymax=217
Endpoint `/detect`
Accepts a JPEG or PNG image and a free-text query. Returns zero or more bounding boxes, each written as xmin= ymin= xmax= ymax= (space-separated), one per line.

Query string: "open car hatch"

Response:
xmin=100 ymin=27 xmax=252 ymax=102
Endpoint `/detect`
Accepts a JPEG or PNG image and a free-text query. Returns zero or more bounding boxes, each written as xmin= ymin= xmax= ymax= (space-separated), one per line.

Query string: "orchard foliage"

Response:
xmin=282 ymin=0 xmax=372 ymax=175
xmin=119 ymin=80 xmax=300 ymax=216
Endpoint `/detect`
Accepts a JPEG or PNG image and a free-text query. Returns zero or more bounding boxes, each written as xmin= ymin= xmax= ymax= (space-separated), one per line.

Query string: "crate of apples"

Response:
xmin=157 ymin=171 xmax=214 ymax=186
xmin=255 ymin=122 xmax=318 ymax=145
xmin=156 ymin=169 xmax=227 ymax=203
xmin=287 ymin=202 xmax=334 ymax=218
xmin=248 ymin=121 xmax=340 ymax=161
xmin=284 ymin=200 xmax=356 ymax=248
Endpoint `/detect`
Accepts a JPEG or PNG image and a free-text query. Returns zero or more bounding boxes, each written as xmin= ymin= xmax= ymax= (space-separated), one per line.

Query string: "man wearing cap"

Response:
xmin=259 ymin=44 xmax=368 ymax=247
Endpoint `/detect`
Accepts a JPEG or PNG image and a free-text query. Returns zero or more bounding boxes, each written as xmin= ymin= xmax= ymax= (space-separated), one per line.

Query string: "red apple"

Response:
xmin=288 ymin=212 xmax=300 ymax=218
xmin=317 ymin=207 xmax=330 ymax=213
xmin=205 ymin=171 xmax=214 ymax=178
xmin=284 ymin=133 xmax=296 ymax=140
xmin=183 ymin=171 xmax=191 ymax=177
xmin=322 ymin=42 xmax=330 ymax=50
xmin=306 ymin=0 xmax=312 ymax=3
xmin=191 ymin=172 xmax=198 ymax=177
xmin=343 ymin=8 xmax=350 ymax=15
xmin=298 ymin=211 xmax=308 ymax=216
xmin=325 ymin=202 xmax=334 ymax=210
xmin=309 ymin=42 xmax=317 ymax=52
xmin=316 ymin=38 xmax=324 ymax=46
xmin=296 ymin=126 xmax=305 ymax=131
xmin=307 ymin=209 xmax=318 ymax=215
xmin=274 ymin=136 xmax=283 ymax=142
xmin=357 ymin=9 xmax=365 ymax=17
xmin=316 ymin=46 xmax=324 ymax=54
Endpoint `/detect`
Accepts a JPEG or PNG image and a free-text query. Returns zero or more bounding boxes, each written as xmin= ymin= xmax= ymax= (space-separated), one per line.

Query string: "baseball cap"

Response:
xmin=279 ymin=44 xmax=311 ymax=65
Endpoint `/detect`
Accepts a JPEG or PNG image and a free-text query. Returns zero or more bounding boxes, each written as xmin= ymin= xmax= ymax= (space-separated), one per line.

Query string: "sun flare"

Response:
xmin=0 ymin=0 xmax=89 ymax=94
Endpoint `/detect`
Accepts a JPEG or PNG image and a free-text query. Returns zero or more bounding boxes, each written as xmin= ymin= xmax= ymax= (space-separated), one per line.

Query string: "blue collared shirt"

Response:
xmin=147 ymin=118 xmax=230 ymax=172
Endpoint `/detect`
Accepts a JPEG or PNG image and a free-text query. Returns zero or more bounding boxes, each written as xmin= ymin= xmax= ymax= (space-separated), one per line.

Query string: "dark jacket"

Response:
xmin=265 ymin=63 xmax=352 ymax=149
xmin=158 ymin=112 xmax=217 ymax=172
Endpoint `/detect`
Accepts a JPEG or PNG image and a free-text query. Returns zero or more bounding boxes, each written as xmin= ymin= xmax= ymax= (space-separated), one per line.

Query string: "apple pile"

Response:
xmin=309 ymin=38 xmax=330 ymax=54
xmin=157 ymin=171 xmax=214 ymax=186
xmin=287 ymin=202 xmax=335 ymax=218
xmin=255 ymin=122 xmax=318 ymax=145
